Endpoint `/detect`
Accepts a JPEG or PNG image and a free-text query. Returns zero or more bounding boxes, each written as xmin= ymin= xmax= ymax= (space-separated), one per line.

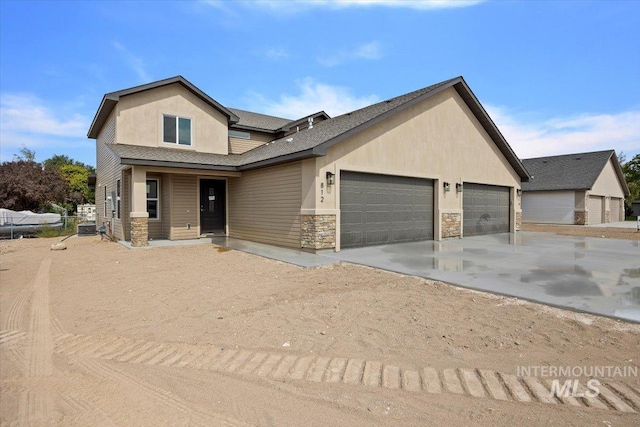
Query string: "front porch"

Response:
xmin=126 ymin=165 xmax=239 ymax=247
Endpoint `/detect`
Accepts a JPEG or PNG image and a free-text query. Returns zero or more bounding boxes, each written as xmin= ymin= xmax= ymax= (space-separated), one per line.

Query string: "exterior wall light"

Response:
xmin=456 ymin=183 xmax=463 ymax=193
xmin=443 ymin=181 xmax=450 ymax=192
xmin=326 ymin=171 xmax=335 ymax=186
xmin=516 ymin=189 xmax=522 ymax=196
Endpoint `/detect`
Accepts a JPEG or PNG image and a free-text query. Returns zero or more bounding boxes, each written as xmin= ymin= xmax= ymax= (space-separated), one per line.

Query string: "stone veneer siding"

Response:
xmin=441 ymin=212 xmax=461 ymax=238
xmin=515 ymin=211 xmax=522 ymax=231
xmin=131 ymin=217 xmax=149 ymax=247
xmin=605 ymin=210 xmax=611 ymax=223
xmin=574 ymin=210 xmax=587 ymax=225
xmin=301 ymin=215 xmax=336 ymax=250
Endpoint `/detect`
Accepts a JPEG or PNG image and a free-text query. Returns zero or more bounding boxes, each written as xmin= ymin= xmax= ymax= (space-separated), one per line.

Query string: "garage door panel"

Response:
xmin=463 ymin=183 xmax=510 ymax=236
xmin=588 ymin=196 xmax=603 ymax=224
xmin=340 ymin=171 xmax=433 ymax=248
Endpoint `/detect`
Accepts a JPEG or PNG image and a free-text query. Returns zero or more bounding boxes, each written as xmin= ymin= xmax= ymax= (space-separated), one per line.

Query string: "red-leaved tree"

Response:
xmin=0 ymin=160 xmax=69 ymax=211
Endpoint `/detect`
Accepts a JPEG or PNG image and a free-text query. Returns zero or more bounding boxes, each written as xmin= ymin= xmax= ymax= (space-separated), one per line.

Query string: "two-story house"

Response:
xmin=88 ymin=76 xmax=529 ymax=249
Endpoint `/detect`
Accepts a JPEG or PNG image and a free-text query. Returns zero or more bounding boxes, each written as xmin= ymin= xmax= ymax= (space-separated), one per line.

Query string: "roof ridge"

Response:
xmin=523 ymin=149 xmax=614 ymax=161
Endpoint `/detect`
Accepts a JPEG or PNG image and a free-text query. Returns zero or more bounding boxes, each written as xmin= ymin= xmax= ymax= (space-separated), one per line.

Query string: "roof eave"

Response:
xmin=237 ymin=149 xmax=320 ymax=171
xmin=608 ymin=152 xmax=631 ymax=196
xmin=87 ymin=76 xmax=240 ymax=139
xmin=120 ymin=158 xmax=239 ymax=171
xmin=452 ymin=80 xmax=531 ymax=182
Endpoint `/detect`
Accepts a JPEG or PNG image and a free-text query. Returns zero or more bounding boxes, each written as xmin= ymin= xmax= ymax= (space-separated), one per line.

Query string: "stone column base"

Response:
xmin=441 ymin=212 xmax=461 ymax=238
xmin=515 ymin=211 xmax=522 ymax=231
xmin=605 ymin=210 xmax=611 ymax=223
xmin=574 ymin=210 xmax=587 ymax=225
xmin=301 ymin=215 xmax=336 ymax=250
xmin=131 ymin=214 xmax=149 ymax=247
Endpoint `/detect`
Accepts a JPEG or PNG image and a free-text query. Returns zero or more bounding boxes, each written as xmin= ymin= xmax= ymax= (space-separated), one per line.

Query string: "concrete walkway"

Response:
xmin=324 ymin=232 xmax=640 ymax=323
xmin=587 ymin=220 xmax=639 ymax=229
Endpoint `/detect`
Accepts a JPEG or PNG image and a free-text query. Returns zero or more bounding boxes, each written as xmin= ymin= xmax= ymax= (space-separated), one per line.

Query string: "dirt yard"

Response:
xmin=1 ymin=236 xmax=639 ymax=426
xmin=521 ymin=223 xmax=640 ymax=240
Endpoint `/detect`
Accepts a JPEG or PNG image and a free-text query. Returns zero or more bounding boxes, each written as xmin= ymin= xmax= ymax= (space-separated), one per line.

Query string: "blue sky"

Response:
xmin=1 ymin=0 xmax=639 ymax=167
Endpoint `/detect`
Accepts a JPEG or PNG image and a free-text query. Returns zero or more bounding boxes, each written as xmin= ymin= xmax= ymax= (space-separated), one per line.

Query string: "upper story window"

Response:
xmin=163 ymin=115 xmax=191 ymax=146
xmin=229 ymin=130 xmax=250 ymax=139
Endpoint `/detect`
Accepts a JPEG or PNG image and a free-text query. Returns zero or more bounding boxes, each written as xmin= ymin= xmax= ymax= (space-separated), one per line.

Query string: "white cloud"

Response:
xmin=205 ymin=0 xmax=484 ymax=13
xmin=246 ymin=78 xmax=379 ymax=118
xmin=0 ymin=94 xmax=90 ymax=160
xmin=113 ymin=41 xmax=150 ymax=82
xmin=486 ymin=104 xmax=640 ymax=159
xmin=264 ymin=47 xmax=289 ymax=59
xmin=318 ymin=41 xmax=383 ymax=67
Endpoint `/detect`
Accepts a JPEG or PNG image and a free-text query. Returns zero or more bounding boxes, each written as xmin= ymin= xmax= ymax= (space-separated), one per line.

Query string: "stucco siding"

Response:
xmin=115 ymin=83 xmax=229 ymax=155
xmin=228 ymin=162 xmax=302 ymax=248
xmin=314 ymin=87 xmax=521 ymax=213
xmin=591 ymin=158 xmax=625 ymax=198
xmin=170 ymin=175 xmax=199 ymax=239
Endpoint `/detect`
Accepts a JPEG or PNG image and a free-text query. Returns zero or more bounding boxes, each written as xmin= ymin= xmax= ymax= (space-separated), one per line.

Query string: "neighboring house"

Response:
xmin=521 ymin=150 xmax=629 ymax=225
xmin=88 ymin=75 xmax=529 ymax=250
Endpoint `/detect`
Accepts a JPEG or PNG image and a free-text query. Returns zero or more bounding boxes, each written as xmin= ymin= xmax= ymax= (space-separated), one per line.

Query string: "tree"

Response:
xmin=13 ymin=146 xmax=36 ymax=162
xmin=0 ymin=159 xmax=69 ymax=212
xmin=622 ymin=154 xmax=640 ymax=217
xmin=43 ymin=153 xmax=96 ymax=206
xmin=59 ymin=164 xmax=91 ymax=205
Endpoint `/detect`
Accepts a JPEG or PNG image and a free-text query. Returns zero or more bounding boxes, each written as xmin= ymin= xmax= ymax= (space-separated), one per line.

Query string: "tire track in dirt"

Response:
xmin=18 ymin=258 xmax=54 ymax=425
xmin=55 ymin=333 xmax=639 ymax=414
xmin=48 ymin=307 xmax=249 ymax=424
xmin=1 ymin=276 xmax=34 ymax=370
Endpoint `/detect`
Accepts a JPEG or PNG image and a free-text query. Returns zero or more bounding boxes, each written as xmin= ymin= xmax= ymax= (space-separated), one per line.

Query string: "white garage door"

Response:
xmin=522 ymin=191 xmax=574 ymax=224
xmin=588 ymin=196 xmax=604 ymax=224
xmin=610 ymin=198 xmax=622 ymax=222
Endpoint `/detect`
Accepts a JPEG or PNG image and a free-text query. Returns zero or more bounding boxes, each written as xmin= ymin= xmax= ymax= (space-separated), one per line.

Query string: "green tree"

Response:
xmin=43 ymin=153 xmax=96 ymax=206
xmin=622 ymin=154 xmax=640 ymax=217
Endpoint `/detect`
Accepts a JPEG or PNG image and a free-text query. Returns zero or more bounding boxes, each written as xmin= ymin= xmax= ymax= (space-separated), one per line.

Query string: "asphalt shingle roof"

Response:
xmin=99 ymin=75 xmax=529 ymax=179
xmin=521 ymin=150 xmax=616 ymax=192
xmin=228 ymin=108 xmax=292 ymax=132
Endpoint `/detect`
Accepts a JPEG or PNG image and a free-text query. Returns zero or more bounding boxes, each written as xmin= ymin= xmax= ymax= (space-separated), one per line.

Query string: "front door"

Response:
xmin=200 ymin=179 xmax=226 ymax=234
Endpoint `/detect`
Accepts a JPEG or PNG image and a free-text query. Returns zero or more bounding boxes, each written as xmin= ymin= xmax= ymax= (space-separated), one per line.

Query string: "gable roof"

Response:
xmin=87 ymin=76 xmax=239 ymax=139
xmin=521 ymin=150 xmax=630 ymax=195
xmin=90 ymin=76 xmax=530 ymax=179
xmin=228 ymin=108 xmax=292 ymax=132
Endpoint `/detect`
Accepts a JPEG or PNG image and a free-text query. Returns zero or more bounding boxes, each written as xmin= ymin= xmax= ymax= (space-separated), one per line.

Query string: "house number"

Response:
xmin=320 ymin=182 xmax=324 ymax=203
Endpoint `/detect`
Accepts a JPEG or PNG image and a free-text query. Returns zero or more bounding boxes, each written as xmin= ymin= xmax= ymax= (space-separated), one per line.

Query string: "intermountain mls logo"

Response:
xmin=517 ymin=366 xmax=638 ymax=398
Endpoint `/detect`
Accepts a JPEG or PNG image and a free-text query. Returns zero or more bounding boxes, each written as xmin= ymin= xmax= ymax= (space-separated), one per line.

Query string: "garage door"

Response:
xmin=340 ymin=171 xmax=433 ymax=248
xmin=463 ymin=183 xmax=510 ymax=236
xmin=521 ymin=191 xmax=574 ymax=224
xmin=588 ymin=195 xmax=604 ymax=224
xmin=610 ymin=198 xmax=622 ymax=222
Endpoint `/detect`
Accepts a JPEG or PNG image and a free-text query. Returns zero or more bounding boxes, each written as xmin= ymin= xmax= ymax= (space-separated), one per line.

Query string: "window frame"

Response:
xmin=228 ymin=130 xmax=251 ymax=139
xmin=116 ymin=179 xmax=121 ymax=219
xmin=162 ymin=114 xmax=192 ymax=146
xmin=146 ymin=179 xmax=160 ymax=220
xmin=103 ymin=185 xmax=107 ymax=219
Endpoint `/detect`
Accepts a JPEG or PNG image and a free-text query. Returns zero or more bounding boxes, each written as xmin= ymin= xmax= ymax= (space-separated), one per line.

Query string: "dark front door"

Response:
xmin=200 ymin=179 xmax=226 ymax=234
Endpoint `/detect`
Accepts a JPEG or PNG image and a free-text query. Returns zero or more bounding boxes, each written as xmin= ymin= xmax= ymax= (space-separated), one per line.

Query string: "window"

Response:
xmin=229 ymin=130 xmax=250 ymax=139
xmin=116 ymin=179 xmax=121 ymax=219
xmin=163 ymin=115 xmax=191 ymax=145
xmin=146 ymin=179 xmax=159 ymax=220
xmin=103 ymin=185 xmax=107 ymax=218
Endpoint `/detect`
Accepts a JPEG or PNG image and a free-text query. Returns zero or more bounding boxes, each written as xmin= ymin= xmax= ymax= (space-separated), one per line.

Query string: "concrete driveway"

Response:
xmin=325 ymin=232 xmax=640 ymax=322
